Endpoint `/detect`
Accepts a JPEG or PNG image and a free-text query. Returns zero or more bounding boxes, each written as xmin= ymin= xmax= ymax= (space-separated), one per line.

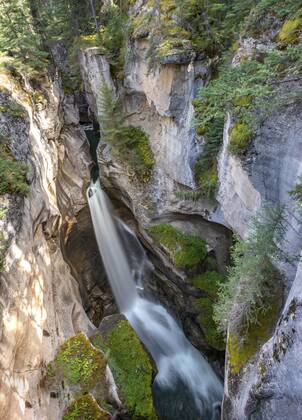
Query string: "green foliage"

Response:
xmin=228 ymin=121 xmax=254 ymax=155
xmin=98 ymin=4 xmax=128 ymax=78
xmin=98 ymin=80 xmax=154 ymax=182
xmin=92 ymin=321 xmax=157 ymax=420
xmin=0 ymin=100 xmax=26 ymax=119
xmin=191 ymin=271 xmax=225 ymax=350
xmin=148 ymin=223 xmax=207 ymax=269
xmin=63 ymin=394 xmax=110 ymax=420
xmin=51 ymin=332 xmax=106 ymax=390
xmin=214 ymin=206 xmax=291 ymax=334
xmin=0 ymin=0 xmax=49 ymax=77
xmin=0 ymin=142 xmax=28 ymax=196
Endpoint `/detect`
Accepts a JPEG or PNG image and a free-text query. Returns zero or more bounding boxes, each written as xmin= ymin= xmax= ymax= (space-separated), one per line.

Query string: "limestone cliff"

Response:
xmin=0 ymin=73 xmax=96 ymax=419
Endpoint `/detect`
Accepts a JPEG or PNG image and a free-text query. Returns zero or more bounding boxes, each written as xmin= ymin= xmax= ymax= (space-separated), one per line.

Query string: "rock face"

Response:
xmin=220 ymin=99 xmax=302 ymax=420
xmin=0 ymin=73 xmax=103 ymax=419
xmin=79 ymin=44 xmax=214 ymax=224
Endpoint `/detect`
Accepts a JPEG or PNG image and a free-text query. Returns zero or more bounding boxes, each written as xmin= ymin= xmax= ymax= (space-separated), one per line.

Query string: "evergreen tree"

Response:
xmin=0 ymin=0 xmax=48 ymax=77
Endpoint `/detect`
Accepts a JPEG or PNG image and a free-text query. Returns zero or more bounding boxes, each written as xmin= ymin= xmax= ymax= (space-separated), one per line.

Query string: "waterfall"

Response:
xmin=87 ymin=180 xmax=223 ymax=420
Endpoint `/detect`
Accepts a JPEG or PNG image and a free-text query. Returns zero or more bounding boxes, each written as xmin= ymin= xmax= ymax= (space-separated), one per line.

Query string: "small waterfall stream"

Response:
xmin=87 ymin=180 xmax=223 ymax=419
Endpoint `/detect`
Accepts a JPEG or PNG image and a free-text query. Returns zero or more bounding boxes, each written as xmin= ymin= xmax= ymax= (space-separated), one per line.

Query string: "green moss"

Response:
xmin=148 ymin=224 xmax=207 ymax=269
xmin=52 ymin=332 xmax=106 ymax=390
xmin=191 ymin=271 xmax=223 ymax=297
xmin=228 ymin=122 xmax=254 ymax=155
xmin=191 ymin=272 xmax=225 ymax=351
xmin=278 ymin=9 xmax=302 ymax=44
xmin=63 ymin=394 xmax=110 ymax=420
xmin=93 ymin=320 xmax=157 ymax=420
xmin=228 ymin=294 xmax=281 ymax=375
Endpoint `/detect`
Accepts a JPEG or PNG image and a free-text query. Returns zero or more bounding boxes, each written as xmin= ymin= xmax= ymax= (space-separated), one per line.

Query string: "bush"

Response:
xmin=148 ymin=223 xmax=207 ymax=269
xmin=214 ymin=205 xmax=291 ymax=333
xmin=0 ymin=145 xmax=28 ymax=196
xmin=228 ymin=122 xmax=254 ymax=155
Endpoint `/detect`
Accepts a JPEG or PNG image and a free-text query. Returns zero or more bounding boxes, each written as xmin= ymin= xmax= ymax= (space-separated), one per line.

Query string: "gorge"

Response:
xmin=0 ymin=1 xmax=302 ymax=419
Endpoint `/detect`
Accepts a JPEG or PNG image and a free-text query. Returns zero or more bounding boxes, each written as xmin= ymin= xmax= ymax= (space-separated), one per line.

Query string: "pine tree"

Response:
xmin=0 ymin=0 xmax=48 ymax=77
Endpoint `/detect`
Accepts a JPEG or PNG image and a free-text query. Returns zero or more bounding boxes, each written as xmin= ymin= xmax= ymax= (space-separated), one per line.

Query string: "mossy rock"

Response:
xmin=148 ymin=224 xmax=207 ymax=270
xmin=278 ymin=9 xmax=302 ymax=44
xmin=92 ymin=320 xmax=157 ymax=419
xmin=48 ymin=332 xmax=107 ymax=390
xmin=227 ymin=292 xmax=282 ymax=375
xmin=63 ymin=394 xmax=111 ymax=420
xmin=191 ymin=272 xmax=225 ymax=351
xmin=228 ymin=122 xmax=254 ymax=156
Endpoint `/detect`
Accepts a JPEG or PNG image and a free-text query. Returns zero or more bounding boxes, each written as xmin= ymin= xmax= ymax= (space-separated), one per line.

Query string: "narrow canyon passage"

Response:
xmin=1 ymin=1 xmax=302 ymax=419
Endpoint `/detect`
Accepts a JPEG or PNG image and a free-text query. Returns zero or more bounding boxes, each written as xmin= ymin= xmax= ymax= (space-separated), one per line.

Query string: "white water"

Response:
xmin=87 ymin=180 xmax=223 ymax=419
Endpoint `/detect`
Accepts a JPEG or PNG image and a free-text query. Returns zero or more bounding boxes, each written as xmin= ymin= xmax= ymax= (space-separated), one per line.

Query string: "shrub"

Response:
xmin=92 ymin=321 xmax=157 ymax=419
xmin=0 ymin=145 xmax=28 ymax=196
xmin=228 ymin=122 xmax=254 ymax=155
xmin=214 ymin=205 xmax=291 ymax=333
xmin=63 ymin=394 xmax=110 ymax=420
xmin=148 ymin=224 xmax=207 ymax=269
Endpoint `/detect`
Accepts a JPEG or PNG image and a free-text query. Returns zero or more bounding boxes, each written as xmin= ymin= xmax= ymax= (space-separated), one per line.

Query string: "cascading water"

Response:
xmin=87 ymin=180 xmax=223 ymax=419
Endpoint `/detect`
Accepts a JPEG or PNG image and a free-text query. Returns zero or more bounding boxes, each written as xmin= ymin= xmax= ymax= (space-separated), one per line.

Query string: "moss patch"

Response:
xmin=228 ymin=122 xmax=254 ymax=155
xmin=191 ymin=272 xmax=225 ymax=351
xmin=63 ymin=394 xmax=110 ymax=420
xmin=148 ymin=224 xmax=207 ymax=270
xmin=49 ymin=332 xmax=106 ymax=390
xmin=92 ymin=321 xmax=157 ymax=419
xmin=228 ymin=293 xmax=281 ymax=375
xmin=278 ymin=9 xmax=302 ymax=44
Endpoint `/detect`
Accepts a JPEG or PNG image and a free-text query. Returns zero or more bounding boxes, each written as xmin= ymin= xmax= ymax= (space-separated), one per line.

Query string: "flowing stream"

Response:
xmin=87 ymin=180 xmax=223 ymax=420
